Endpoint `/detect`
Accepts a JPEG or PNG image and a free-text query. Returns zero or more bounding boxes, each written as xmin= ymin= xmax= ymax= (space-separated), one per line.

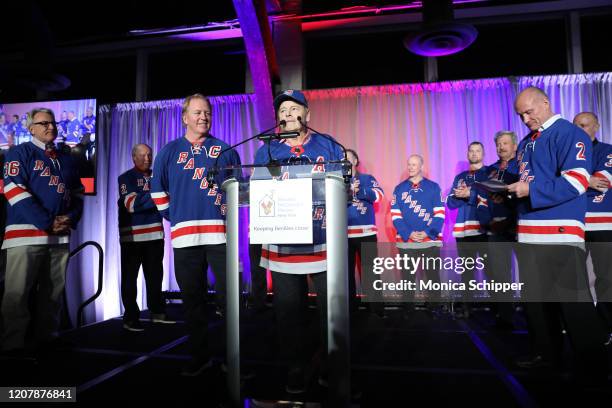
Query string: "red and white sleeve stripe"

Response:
xmin=151 ymin=191 xmax=170 ymax=211
xmin=561 ymin=167 xmax=589 ymax=194
xmin=124 ymin=192 xmax=137 ymax=213
xmin=4 ymin=182 xmax=32 ymax=206
xmin=476 ymin=195 xmax=488 ymax=208
xmin=593 ymin=170 xmax=612 ymax=188
xmin=433 ymin=206 xmax=445 ymax=219
xmin=372 ymin=188 xmax=384 ymax=203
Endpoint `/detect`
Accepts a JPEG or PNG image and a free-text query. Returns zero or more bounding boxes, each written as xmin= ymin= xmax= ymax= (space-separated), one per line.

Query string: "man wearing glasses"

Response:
xmin=1 ymin=108 xmax=83 ymax=362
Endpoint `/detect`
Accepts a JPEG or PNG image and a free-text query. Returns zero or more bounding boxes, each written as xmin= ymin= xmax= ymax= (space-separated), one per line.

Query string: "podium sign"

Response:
xmin=249 ymin=177 xmax=313 ymax=244
xmin=222 ymin=161 xmax=350 ymax=405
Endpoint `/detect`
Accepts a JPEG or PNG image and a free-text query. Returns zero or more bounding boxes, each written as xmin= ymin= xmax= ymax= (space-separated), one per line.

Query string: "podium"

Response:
xmin=219 ymin=161 xmax=351 ymax=406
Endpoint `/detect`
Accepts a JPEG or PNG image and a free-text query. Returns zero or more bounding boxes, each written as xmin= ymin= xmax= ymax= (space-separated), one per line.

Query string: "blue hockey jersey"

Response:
xmin=585 ymin=139 xmax=612 ymax=231
xmin=82 ymin=115 xmax=96 ymax=134
xmin=118 ymin=168 xmax=163 ymax=242
xmin=14 ymin=123 xmax=31 ymax=145
xmin=253 ymin=132 xmax=344 ymax=274
xmin=348 ymin=172 xmax=384 ymax=238
xmin=475 ymin=158 xmax=520 ymax=229
xmin=515 ymin=115 xmax=591 ymax=244
xmin=2 ymin=138 xmax=83 ymax=248
xmin=0 ymin=123 xmax=10 ymax=150
xmin=56 ymin=119 xmax=69 ymax=143
xmin=65 ymin=118 xmax=81 ymax=146
xmin=447 ymin=166 xmax=489 ymax=238
xmin=151 ymin=135 xmax=240 ymax=248
xmin=391 ymin=177 xmax=445 ymax=249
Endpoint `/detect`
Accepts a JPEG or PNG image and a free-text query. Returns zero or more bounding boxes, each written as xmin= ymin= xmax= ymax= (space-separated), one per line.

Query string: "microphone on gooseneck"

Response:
xmin=256 ymin=120 xmax=299 ymax=141
xmin=206 ymin=120 xmax=286 ymax=185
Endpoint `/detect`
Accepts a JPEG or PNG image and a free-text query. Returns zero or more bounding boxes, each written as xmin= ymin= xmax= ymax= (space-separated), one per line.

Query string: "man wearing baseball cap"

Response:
xmin=252 ymin=89 xmax=344 ymax=394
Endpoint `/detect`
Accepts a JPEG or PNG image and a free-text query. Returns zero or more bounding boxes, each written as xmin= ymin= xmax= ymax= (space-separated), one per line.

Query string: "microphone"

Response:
xmin=257 ymin=132 xmax=300 ymax=141
xmin=206 ymin=121 xmax=284 ymax=185
xmin=256 ymin=121 xmax=299 ymax=141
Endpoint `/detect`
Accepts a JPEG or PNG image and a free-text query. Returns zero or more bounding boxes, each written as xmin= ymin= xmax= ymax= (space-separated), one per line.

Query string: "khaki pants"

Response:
xmin=1 ymin=244 xmax=69 ymax=351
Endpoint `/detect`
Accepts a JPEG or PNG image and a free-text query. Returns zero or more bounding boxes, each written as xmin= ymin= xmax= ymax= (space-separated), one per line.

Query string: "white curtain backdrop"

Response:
xmin=67 ymin=73 xmax=612 ymax=324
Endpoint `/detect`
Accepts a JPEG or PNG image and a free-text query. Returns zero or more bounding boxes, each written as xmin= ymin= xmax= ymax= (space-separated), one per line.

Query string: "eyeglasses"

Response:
xmin=32 ymin=121 xmax=57 ymax=128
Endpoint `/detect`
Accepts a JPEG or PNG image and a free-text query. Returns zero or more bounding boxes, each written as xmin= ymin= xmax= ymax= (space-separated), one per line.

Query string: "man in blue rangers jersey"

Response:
xmin=81 ymin=107 xmax=96 ymax=160
xmin=447 ymin=142 xmax=489 ymax=317
xmin=476 ymin=131 xmax=520 ymax=329
xmin=6 ymin=114 xmax=19 ymax=136
xmin=56 ymin=111 xmax=69 ymax=144
xmin=0 ymin=113 xmax=12 ymax=150
xmin=346 ymin=148 xmax=384 ymax=313
xmin=391 ymin=155 xmax=445 ymax=306
xmin=82 ymin=107 xmax=96 ymax=135
xmin=118 ymin=144 xmax=174 ymax=332
xmin=508 ymin=87 xmax=608 ymax=382
xmin=573 ymin=112 xmax=612 ymax=344
xmin=14 ymin=116 xmax=31 ymax=145
xmin=253 ymin=89 xmax=344 ymax=394
xmin=65 ymin=111 xmax=81 ymax=148
xmin=1 ymin=108 xmax=83 ymax=359
xmin=150 ymin=94 xmax=240 ymax=376
xmin=448 ymin=142 xmax=489 ymax=240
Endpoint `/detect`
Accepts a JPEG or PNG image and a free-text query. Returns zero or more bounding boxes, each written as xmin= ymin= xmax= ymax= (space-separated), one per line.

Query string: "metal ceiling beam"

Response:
xmin=233 ymin=0 xmax=278 ymax=129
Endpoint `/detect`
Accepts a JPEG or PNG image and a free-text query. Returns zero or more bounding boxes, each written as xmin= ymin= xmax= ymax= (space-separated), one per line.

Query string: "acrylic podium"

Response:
xmin=218 ymin=161 xmax=351 ymax=406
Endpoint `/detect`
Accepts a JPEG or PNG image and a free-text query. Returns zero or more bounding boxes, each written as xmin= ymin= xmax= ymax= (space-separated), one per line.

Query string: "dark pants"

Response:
xmin=271 ymin=271 xmax=327 ymax=371
xmin=399 ymin=246 xmax=441 ymax=303
xmin=398 ymin=246 xmax=441 ymax=283
xmin=487 ymin=232 xmax=516 ymax=323
xmin=249 ymin=244 xmax=267 ymax=308
xmin=586 ymin=230 xmax=612 ymax=330
xmin=455 ymin=234 xmax=489 ymax=283
xmin=173 ymin=244 xmax=227 ymax=360
xmin=518 ymin=244 xmax=608 ymax=381
xmin=120 ymin=239 xmax=165 ymax=322
xmin=348 ymin=235 xmax=378 ymax=311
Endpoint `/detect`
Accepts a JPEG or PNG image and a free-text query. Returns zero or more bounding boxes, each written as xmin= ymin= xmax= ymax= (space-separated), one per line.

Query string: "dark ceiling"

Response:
xmin=0 ymin=0 xmax=568 ymax=52
xmin=1 ymin=0 xmax=610 ymax=103
xmin=0 ymin=1 xmax=238 ymax=51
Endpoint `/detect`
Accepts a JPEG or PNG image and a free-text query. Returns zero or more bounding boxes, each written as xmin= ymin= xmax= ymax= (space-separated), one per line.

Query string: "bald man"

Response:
xmin=508 ymin=88 xmax=608 ymax=384
xmin=574 ymin=112 xmax=612 ymax=343
xmin=391 ymin=154 xmax=445 ymax=311
xmin=118 ymin=144 xmax=173 ymax=331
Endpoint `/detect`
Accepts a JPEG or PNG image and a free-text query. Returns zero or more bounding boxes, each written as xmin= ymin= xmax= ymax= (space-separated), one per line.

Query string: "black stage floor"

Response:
xmin=1 ymin=303 xmax=611 ymax=407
